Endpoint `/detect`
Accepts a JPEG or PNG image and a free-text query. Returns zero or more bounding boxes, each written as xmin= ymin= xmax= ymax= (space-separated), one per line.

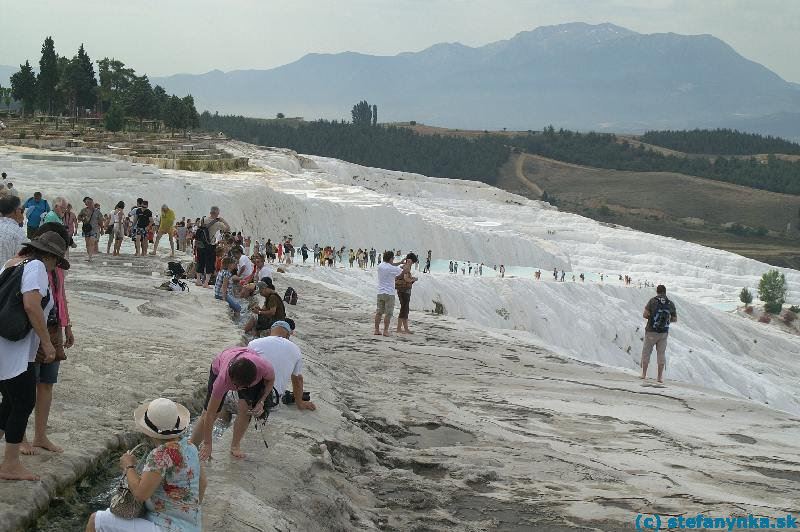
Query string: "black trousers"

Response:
xmin=196 ymin=244 xmax=217 ymax=275
xmin=0 ymin=364 xmax=37 ymax=444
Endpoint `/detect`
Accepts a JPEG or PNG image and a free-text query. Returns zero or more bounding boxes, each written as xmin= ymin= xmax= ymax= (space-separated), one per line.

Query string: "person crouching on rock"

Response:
xmin=190 ymin=347 xmax=275 ymax=460
xmin=87 ymin=397 xmax=206 ymax=532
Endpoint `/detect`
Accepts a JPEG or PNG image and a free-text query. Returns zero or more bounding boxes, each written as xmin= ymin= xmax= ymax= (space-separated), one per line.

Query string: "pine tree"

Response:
xmin=104 ymin=100 xmax=125 ymax=132
xmin=739 ymin=287 xmax=753 ymax=308
xmin=372 ymin=104 xmax=377 ymax=126
xmin=10 ymin=61 xmax=37 ymax=116
xmin=37 ymin=36 xmax=59 ymax=114
xmin=75 ymin=44 xmax=97 ymax=112
xmin=126 ymin=75 xmax=153 ymax=129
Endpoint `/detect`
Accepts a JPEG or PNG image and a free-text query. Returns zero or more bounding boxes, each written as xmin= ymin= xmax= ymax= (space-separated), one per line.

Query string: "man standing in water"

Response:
xmin=641 ymin=285 xmax=677 ymax=383
xmin=374 ymin=251 xmax=403 ymax=336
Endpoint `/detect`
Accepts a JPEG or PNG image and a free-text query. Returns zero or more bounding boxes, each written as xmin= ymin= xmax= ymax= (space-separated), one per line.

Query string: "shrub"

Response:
xmin=758 ymin=315 xmax=771 ymax=323
xmin=744 ymin=306 xmax=754 ymax=314
xmin=739 ymin=287 xmax=753 ymax=307
xmin=790 ymin=305 xmax=800 ymax=314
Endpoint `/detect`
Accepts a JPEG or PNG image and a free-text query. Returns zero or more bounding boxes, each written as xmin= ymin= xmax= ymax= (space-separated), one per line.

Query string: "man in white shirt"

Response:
xmin=247 ymin=320 xmax=315 ymax=410
xmin=231 ymin=246 xmax=253 ymax=282
xmin=375 ymin=251 xmax=403 ymax=336
xmin=0 ymin=195 xmax=26 ymax=264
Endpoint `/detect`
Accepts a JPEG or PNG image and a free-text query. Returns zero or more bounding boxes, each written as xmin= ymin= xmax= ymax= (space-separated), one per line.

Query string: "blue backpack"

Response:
xmin=650 ymin=296 xmax=672 ymax=333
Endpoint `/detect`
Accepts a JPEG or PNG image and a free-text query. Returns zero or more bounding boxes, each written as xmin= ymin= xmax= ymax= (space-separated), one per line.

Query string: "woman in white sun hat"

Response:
xmin=87 ymin=398 xmax=207 ymax=532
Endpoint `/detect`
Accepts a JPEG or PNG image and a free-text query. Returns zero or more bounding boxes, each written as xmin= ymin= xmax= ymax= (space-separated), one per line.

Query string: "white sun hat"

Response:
xmin=133 ymin=398 xmax=191 ymax=440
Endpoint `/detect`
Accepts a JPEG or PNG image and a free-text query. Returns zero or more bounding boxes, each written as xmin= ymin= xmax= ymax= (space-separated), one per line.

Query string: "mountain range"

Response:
xmin=4 ymin=23 xmax=800 ymax=137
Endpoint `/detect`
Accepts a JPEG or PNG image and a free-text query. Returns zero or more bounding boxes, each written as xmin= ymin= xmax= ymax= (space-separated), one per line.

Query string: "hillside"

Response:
xmin=498 ymin=152 xmax=800 ymax=268
xmin=154 ymin=22 xmax=800 ymax=137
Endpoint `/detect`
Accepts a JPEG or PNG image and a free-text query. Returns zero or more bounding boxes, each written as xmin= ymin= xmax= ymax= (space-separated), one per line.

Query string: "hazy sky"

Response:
xmin=2 ymin=0 xmax=799 ymax=82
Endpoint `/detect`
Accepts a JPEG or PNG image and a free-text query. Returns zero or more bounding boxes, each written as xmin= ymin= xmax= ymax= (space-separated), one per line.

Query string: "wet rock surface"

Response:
xmin=2 ymin=255 xmax=799 ymax=531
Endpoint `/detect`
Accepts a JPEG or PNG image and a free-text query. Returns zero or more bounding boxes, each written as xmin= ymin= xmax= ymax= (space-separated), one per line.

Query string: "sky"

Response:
xmin=1 ymin=0 xmax=799 ymax=82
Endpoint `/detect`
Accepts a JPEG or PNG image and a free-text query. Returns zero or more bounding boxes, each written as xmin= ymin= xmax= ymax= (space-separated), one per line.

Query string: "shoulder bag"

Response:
xmin=109 ymin=443 xmax=148 ymax=519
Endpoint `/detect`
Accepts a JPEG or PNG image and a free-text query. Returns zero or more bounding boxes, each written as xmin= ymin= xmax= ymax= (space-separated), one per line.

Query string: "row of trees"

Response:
xmin=200 ymin=111 xmax=508 ymax=183
xmin=641 ymin=128 xmax=800 ymax=156
xmin=506 ymin=127 xmax=800 ymax=195
xmin=7 ymin=37 xmax=198 ymax=133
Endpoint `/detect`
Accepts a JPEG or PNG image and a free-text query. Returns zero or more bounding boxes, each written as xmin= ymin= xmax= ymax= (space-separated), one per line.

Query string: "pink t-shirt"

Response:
xmin=210 ymin=347 xmax=274 ymax=400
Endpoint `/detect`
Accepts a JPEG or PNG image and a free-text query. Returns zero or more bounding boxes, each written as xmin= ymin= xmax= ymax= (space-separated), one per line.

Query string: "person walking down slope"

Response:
xmin=641 ymin=284 xmax=678 ymax=383
xmin=374 ymin=251 xmax=403 ymax=337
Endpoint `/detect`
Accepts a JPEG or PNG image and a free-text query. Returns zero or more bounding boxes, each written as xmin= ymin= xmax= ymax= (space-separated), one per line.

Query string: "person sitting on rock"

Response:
xmin=88 ymin=397 xmax=206 ymax=532
xmin=243 ymin=278 xmax=286 ymax=337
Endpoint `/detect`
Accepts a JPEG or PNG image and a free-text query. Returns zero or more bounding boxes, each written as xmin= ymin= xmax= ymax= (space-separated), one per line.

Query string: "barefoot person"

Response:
xmin=395 ymin=253 xmax=418 ymax=334
xmin=21 ymin=223 xmax=75 ymax=455
xmin=190 ymin=347 xmax=274 ymax=460
xmin=87 ymin=397 xmax=206 ymax=532
xmin=77 ymin=196 xmax=102 ymax=262
xmin=374 ymin=251 xmax=403 ymax=336
xmin=194 ymin=207 xmax=229 ymax=288
xmin=150 ymin=204 xmax=176 ymax=257
xmin=641 ymin=284 xmax=678 ymax=383
xmin=248 ymin=321 xmax=316 ymax=412
xmin=0 ymin=231 xmax=67 ymax=480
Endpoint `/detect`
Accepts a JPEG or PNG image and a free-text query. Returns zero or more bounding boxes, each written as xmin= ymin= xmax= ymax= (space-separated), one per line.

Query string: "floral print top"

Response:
xmin=143 ymin=437 xmax=201 ymax=532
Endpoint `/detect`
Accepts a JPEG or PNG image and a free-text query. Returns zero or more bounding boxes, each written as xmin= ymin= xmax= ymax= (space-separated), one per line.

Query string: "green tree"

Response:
xmin=10 ymin=61 xmax=37 ymax=116
xmin=739 ymin=287 xmax=753 ymax=308
xmin=104 ymin=100 xmax=125 ymax=132
xmin=276 ymin=112 xmax=285 ymax=119
xmin=126 ymin=75 xmax=153 ymax=128
xmin=163 ymin=94 xmax=183 ymax=135
xmin=96 ymin=58 xmax=135 ymax=114
xmin=758 ymin=270 xmax=787 ymax=314
xmin=152 ymin=85 xmax=169 ymax=122
xmin=372 ymin=104 xmax=377 ymax=126
xmin=37 ymin=36 xmax=59 ymax=114
xmin=180 ymin=94 xmax=199 ymax=134
xmin=74 ymin=44 xmax=97 ymax=112
xmin=351 ymin=100 xmax=372 ymax=126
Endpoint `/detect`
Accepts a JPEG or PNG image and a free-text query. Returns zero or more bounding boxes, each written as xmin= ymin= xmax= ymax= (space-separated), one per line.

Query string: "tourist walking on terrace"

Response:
xmin=641 ymin=285 xmax=678 ymax=383
xmin=150 ymin=204 xmax=176 ymax=257
xmin=190 ymin=347 xmax=275 ymax=460
xmin=374 ymin=251 xmax=403 ymax=336
xmin=21 ymin=223 xmax=75 ymax=456
xmin=109 ymin=202 xmax=126 ymax=256
xmin=77 ymin=196 xmax=102 ymax=262
xmin=87 ymin=397 xmax=207 ymax=532
xmin=396 ymin=253 xmax=418 ymax=334
xmin=195 ymin=206 xmax=230 ymax=288
xmin=23 ymin=192 xmax=50 ymax=239
xmin=0 ymin=231 xmax=68 ymax=481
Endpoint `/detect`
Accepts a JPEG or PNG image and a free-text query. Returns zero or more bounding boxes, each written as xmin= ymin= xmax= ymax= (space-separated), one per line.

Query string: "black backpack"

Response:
xmin=283 ymin=287 xmax=298 ymax=305
xmin=167 ymin=261 xmax=186 ymax=278
xmin=0 ymin=260 xmax=47 ymax=341
xmin=195 ymin=225 xmax=211 ymax=249
xmin=650 ymin=296 xmax=672 ymax=333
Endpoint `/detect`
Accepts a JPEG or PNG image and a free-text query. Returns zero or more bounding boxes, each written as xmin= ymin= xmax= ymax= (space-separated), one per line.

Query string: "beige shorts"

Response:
xmin=376 ymin=293 xmax=396 ymax=316
xmin=642 ymin=331 xmax=669 ymax=365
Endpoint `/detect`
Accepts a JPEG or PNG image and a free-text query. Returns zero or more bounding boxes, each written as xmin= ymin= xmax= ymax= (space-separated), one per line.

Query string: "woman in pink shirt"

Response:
xmin=190 ymin=347 xmax=274 ymax=460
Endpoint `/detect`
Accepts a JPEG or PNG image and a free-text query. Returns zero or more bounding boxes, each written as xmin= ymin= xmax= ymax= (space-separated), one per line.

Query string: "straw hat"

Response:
xmin=133 ymin=398 xmax=190 ymax=440
xmin=21 ymin=232 xmax=70 ymax=270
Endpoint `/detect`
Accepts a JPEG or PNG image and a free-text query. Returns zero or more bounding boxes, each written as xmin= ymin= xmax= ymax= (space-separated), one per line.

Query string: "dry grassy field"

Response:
xmin=498 ymin=153 xmax=800 ymax=268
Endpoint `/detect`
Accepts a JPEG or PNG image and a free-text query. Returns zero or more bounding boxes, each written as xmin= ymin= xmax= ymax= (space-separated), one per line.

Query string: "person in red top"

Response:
xmin=189 ymin=347 xmax=274 ymax=460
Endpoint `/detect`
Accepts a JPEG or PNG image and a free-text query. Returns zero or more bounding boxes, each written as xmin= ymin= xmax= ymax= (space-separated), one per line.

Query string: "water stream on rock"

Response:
xmin=36 ymin=420 xmax=231 ymax=530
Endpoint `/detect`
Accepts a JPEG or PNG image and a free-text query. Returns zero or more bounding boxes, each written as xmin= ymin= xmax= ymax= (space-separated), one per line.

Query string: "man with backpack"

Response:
xmin=194 ymin=206 xmax=229 ymax=288
xmin=641 ymin=285 xmax=678 ymax=383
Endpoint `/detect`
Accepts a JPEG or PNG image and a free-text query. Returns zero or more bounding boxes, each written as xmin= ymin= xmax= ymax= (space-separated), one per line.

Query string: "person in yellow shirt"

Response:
xmin=150 ymin=204 xmax=176 ymax=257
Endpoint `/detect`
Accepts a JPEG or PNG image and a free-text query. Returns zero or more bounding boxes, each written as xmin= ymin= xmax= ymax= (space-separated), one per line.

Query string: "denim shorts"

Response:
xmin=34 ymin=361 xmax=61 ymax=384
